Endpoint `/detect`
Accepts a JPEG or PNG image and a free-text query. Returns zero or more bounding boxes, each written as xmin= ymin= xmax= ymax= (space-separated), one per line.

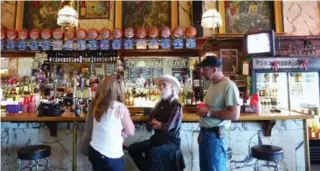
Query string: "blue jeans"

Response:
xmin=128 ymin=139 xmax=179 ymax=171
xmin=199 ymin=130 xmax=228 ymax=171
xmin=89 ymin=145 xmax=124 ymax=171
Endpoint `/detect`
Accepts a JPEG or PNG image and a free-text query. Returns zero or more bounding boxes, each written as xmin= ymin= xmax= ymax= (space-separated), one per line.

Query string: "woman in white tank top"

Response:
xmin=88 ymin=74 xmax=135 ymax=171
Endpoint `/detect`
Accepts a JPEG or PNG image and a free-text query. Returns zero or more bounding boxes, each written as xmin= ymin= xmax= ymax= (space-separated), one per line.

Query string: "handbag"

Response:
xmin=37 ymin=101 xmax=63 ymax=117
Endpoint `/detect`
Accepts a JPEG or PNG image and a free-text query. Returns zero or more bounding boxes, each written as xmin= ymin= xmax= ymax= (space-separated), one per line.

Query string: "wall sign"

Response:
xmin=127 ymin=58 xmax=188 ymax=68
xmin=252 ymin=57 xmax=320 ymax=70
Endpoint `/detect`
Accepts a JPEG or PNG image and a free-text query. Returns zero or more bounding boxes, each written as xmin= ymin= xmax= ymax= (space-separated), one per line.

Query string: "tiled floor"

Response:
xmin=311 ymin=164 xmax=320 ymax=171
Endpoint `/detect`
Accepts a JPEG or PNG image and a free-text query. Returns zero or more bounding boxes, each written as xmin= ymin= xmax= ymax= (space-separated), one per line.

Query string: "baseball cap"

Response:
xmin=198 ymin=55 xmax=222 ymax=68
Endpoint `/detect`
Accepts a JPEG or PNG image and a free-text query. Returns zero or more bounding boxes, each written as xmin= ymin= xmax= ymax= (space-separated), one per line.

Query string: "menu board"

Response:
xmin=220 ymin=49 xmax=238 ymax=74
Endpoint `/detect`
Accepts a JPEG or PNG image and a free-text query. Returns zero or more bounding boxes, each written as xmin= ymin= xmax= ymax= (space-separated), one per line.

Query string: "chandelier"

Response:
xmin=201 ymin=9 xmax=222 ymax=50
xmin=201 ymin=9 xmax=222 ymax=37
xmin=57 ymin=0 xmax=78 ymax=30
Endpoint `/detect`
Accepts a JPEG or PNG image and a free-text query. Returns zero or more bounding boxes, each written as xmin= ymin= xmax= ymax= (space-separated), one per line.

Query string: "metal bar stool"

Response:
xmin=251 ymin=145 xmax=284 ymax=171
xmin=17 ymin=145 xmax=51 ymax=171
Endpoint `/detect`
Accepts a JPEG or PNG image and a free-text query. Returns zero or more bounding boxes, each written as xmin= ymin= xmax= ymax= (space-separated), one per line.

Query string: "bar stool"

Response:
xmin=17 ymin=145 xmax=51 ymax=171
xmin=251 ymin=145 xmax=284 ymax=171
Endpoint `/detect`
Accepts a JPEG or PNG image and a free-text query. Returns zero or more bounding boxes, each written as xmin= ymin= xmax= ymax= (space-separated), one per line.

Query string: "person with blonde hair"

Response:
xmin=128 ymin=74 xmax=184 ymax=171
xmin=80 ymin=74 xmax=135 ymax=171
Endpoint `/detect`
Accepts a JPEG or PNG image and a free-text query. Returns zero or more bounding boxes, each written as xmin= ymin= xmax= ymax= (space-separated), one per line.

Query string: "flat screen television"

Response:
xmin=245 ymin=30 xmax=275 ymax=57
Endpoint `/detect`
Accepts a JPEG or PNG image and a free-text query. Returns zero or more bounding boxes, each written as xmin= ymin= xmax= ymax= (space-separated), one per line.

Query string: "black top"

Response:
xmin=146 ymin=97 xmax=182 ymax=147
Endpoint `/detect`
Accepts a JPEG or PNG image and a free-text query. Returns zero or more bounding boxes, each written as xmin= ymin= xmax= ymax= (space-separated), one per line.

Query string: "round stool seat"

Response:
xmin=227 ymin=147 xmax=232 ymax=160
xmin=18 ymin=145 xmax=51 ymax=160
xmin=251 ymin=145 xmax=283 ymax=161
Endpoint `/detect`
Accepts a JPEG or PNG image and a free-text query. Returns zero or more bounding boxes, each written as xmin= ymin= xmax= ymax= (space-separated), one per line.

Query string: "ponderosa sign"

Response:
xmin=252 ymin=57 xmax=320 ymax=69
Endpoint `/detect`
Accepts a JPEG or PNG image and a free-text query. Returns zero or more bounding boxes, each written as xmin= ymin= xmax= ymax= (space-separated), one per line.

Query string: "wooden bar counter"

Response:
xmin=0 ymin=110 xmax=314 ymax=122
xmin=1 ymin=108 xmax=314 ymax=171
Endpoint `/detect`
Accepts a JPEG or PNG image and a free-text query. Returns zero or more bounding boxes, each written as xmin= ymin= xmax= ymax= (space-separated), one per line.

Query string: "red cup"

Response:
xmin=23 ymin=97 xmax=29 ymax=105
xmin=196 ymin=103 xmax=206 ymax=109
xmin=29 ymin=95 xmax=34 ymax=103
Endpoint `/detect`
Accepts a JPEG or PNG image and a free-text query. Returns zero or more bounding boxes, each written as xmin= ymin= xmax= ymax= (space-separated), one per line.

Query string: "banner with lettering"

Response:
xmin=252 ymin=57 xmax=320 ymax=70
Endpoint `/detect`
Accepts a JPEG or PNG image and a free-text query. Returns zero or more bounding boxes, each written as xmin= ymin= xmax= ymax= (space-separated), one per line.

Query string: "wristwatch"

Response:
xmin=206 ymin=111 xmax=211 ymax=117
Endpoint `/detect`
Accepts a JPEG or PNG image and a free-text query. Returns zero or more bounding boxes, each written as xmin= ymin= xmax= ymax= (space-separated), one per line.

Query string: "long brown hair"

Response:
xmin=90 ymin=74 xmax=125 ymax=122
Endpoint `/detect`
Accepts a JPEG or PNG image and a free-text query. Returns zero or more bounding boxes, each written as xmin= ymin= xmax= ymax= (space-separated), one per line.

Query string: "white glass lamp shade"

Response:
xmin=201 ymin=9 xmax=223 ymax=29
xmin=57 ymin=5 xmax=79 ymax=28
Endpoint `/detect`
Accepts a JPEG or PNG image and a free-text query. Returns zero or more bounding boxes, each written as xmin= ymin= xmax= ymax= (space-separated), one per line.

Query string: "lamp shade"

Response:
xmin=57 ymin=5 xmax=79 ymax=28
xmin=201 ymin=9 xmax=222 ymax=29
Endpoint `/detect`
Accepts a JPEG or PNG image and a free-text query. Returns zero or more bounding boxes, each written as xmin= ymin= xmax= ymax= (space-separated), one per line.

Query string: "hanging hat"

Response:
xmin=154 ymin=74 xmax=181 ymax=93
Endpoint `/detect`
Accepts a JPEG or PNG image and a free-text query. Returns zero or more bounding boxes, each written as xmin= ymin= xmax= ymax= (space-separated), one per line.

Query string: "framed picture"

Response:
xmin=218 ymin=1 xmax=283 ymax=34
xmin=15 ymin=1 xmax=77 ymax=30
xmin=220 ymin=49 xmax=238 ymax=74
xmin=78 ymin=1 xmax=110 ymax=19
xmin=115 ymin=1 xmax=178 ymax=29
xmin=1 ymin=1 xmax=17 ymax=29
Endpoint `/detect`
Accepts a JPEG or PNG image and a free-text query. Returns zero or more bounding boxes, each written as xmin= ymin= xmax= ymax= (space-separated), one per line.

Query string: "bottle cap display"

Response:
xmin=18 ymin=29 xmax=29 ymax=40
xmin=100 ymin=28 xmax=111 ymax=39
xmin=124 ymin=27 xmax=134 ymax=38
xmin=41 ymin=29 xmax=52 ymax=40
xmin=148 ymin=26 xmax=159 ymax=38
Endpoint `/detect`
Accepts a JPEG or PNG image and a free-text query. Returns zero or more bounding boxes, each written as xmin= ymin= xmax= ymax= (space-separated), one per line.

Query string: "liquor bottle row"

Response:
xmin=124 ymin=86 xmax=204 ymax=107
xmin=47 ymin=51 xmax=119 ymax=63
xmin=1 ymin=79 xmax=41 ymax=99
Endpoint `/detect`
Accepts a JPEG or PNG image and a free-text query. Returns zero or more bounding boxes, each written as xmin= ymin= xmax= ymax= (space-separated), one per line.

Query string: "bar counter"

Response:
xmin=1 ymin=109 xmax=313 ymax=171
xmin=1 ymin=109 xmax=313 ymax=122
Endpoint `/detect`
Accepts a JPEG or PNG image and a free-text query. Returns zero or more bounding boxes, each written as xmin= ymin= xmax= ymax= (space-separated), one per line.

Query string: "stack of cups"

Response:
xmin=28 ymin=95 xmax=36 ymax=113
